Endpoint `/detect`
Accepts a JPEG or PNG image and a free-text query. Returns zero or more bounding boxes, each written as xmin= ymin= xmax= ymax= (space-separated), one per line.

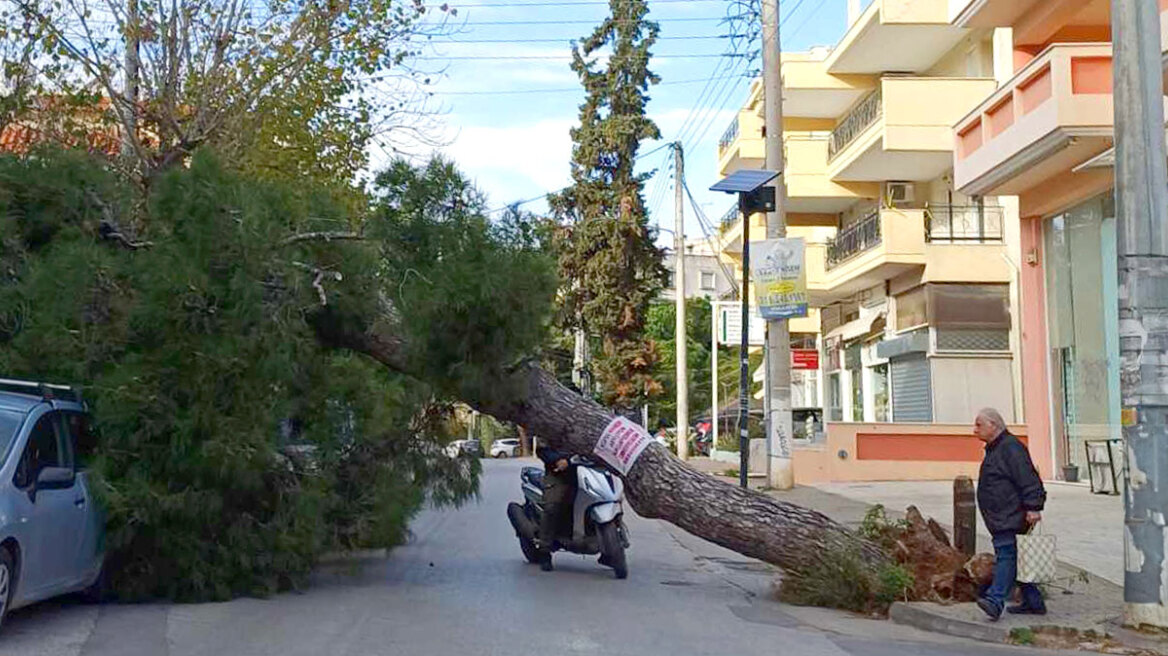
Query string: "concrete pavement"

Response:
xmin=0 ymin=458 xmax=1075 ymax=656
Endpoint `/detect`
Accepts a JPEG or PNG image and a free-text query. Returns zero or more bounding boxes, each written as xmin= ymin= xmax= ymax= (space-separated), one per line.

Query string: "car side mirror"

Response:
xmin=31 ymin=467 xmax=75 ymax=501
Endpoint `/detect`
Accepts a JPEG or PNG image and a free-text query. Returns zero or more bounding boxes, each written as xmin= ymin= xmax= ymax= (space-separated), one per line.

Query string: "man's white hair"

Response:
xmin=977 ymin=407 xmax=1007 ymax=433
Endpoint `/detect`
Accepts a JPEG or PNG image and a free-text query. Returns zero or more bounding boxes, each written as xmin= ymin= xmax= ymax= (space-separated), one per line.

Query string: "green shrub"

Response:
xmin=778 ymin=537 xmax=913 ymax=615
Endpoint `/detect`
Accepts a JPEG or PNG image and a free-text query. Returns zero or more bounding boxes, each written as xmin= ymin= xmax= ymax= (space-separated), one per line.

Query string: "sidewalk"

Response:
xmin=687 ymin=458 xmax=1166 ymax=654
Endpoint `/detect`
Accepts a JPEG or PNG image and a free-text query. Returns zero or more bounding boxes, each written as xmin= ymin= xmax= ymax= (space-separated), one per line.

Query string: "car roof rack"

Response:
xmin=0 ymin=378 xmax=84 ymax=404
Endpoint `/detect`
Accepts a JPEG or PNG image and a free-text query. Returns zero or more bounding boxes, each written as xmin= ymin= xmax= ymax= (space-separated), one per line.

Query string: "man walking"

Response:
xmin=974 ymin=407 xmax=1047 ymax=621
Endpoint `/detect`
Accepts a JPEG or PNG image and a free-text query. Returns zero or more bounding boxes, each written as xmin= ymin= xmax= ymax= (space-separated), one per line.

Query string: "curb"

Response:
xmin=889 ymin=602 xmax=1010 ymax=644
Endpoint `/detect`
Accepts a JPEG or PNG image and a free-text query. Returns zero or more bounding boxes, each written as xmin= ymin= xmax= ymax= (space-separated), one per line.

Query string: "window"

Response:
xmin=872 ymin=363 xmax=890 ymax=422
xmin=827 ymin=373 xmax=843 ymax=422
xmin=63 ymin=412 xmax=96 ymax=468
xmin=930 ymin=283 xmax=1010 ymax=351
xmin=896 ymin=287 xmax=927 ymax=331
xmin=700 ymin=271 xmax=717 ymax=291
xmin=14 ymin=413 xmax=71 ymax=488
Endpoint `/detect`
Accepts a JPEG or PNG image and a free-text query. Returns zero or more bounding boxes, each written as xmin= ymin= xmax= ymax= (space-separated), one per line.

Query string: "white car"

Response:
xmin=490 ymin=438 xmax=521 ymax=458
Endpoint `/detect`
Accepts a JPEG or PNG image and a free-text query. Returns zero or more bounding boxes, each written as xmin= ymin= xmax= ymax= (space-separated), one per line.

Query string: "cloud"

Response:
xmin=440 ymin=117 xmax=576 ymax=208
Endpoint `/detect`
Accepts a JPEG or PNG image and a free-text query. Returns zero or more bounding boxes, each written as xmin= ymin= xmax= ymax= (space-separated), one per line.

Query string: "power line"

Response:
xmin=412 ymin=52 xmax=745 ymax=60
xmin=424 ymin=77 xmax=709 ymax=95
xmin=437 ymin=34 xmax=729 ymax=43
xmin=419 ymin=16 xmax=728 ymax=26
xmin=442 ymin=0 xmax=726 ymax=6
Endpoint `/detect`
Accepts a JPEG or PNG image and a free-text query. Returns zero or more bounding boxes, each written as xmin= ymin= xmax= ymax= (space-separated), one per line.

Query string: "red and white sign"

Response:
xmin=593 ymin=416 xmax=652 ymax=475
xmin=791 ymin=349 xmax=820 ymax=370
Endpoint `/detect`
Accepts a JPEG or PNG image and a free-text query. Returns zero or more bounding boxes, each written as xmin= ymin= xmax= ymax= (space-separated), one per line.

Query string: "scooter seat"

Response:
xmin=521 ymin=466 xmax=544 ymax=489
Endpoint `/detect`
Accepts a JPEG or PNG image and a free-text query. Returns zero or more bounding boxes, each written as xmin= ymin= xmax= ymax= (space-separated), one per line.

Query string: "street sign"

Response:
xmin=716 ymin=303 xmax=766 ymax=346
xmin=791 ymin=349 xmax=819 ymax=370
xmin=751 ymin=237 xmax=808 ymax=319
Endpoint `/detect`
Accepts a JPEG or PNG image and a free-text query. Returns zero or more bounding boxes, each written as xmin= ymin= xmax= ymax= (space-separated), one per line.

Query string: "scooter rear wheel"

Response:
xmin=519 ymin=535 xmax=541 ymax=564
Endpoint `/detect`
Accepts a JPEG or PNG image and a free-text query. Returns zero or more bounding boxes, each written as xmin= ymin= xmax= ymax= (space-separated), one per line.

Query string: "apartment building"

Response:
xmin=948 ymin=0 xmax=1168 ymax=481
xmin=714 ymin=0 xmax=1029 ymax=483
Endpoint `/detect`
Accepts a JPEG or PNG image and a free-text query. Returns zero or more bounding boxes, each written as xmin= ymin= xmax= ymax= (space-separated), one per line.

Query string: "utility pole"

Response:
xmin=761 ymin=0 xmax=794 ymax=489
xmin=122 ymin=0 xmax=140 ymax=161
xmin=674 ymin=143 xmax=690 ymax=460
xmin=1112 ymin=0 xmax=1168 ymax=629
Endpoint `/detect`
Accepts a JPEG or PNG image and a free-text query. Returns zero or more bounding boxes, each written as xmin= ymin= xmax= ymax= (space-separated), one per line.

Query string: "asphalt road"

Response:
xmin=0 ymin=458 xmax=1065 ymax=656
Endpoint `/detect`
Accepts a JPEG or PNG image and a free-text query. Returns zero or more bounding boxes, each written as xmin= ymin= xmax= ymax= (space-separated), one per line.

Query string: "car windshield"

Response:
xmin=0 ymin=409 xmax=24 ymax=459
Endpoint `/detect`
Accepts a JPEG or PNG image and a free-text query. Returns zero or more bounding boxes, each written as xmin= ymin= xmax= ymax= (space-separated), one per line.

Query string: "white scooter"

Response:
xmin=506 ymin=455 xmax=630 ymax=579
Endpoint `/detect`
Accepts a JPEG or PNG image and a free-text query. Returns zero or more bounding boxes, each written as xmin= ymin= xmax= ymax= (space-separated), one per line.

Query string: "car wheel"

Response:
xmin=0 ymin=547 xmax=13 ymax=632
xmin=495 ymin=452 xmax=508 ymax=459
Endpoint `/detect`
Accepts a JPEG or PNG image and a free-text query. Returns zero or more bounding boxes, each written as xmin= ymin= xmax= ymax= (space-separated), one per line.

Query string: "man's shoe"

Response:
xmin=1006 ymin=604 xmax=1047 ymax=616
xmin=539 ymin=557 xmax=554 ymax=572
xmin=976 ymin=597 xmax=1003 ymax=621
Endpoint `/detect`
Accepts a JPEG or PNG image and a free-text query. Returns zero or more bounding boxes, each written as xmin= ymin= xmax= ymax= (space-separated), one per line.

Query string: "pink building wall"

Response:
xmin=1018 ymin=216 xmax=1054 ymax=479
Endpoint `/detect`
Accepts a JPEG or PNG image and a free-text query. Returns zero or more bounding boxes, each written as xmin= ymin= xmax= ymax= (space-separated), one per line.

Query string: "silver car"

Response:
xmin=0 ymin=379 xmax=104 ymax=631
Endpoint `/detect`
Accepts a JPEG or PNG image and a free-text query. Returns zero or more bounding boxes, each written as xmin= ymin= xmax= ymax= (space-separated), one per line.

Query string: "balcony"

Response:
xmin=826 ymin=0 xmax=967 ymax=74
xmin=924 ymin=204 xmax=1005 ymax=243
xmin=827 ymin=209 xmax=882 ymax=270
xmin=806 ymin=208 xmax=928 ymax=305
xmin=781 ymin=52 xmax=876 ymax=120
xmin=953 ymin=43 xmax=1118 ymax=202
xmin=827 ymin=76 xmax=998 ymax=182
xmin=953 ymin=0 xmax=1114 ymax=47
xmin=717 ymin=110 xmax=766 ymax=177
xmin=784 ymin=133 xmax=880 ymax=218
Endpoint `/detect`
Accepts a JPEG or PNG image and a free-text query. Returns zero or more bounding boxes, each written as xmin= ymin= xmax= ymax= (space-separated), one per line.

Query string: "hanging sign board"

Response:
xmin=716 ymin=303 xmax=766 ymax=346
xmin=752 ymin=237 xmax=808 ymax=319
xmin=593 ymin=416 xmax=653 ymax=475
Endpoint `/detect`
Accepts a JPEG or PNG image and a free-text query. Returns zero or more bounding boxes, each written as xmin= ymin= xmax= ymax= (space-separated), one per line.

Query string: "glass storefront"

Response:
xmin=1043 ymin=194 xmax=1120 ymax=473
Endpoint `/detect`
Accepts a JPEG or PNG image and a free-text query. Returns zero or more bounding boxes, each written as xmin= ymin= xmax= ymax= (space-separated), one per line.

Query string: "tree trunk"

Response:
xmin=320 ymin=319 xmax=886 ymax=572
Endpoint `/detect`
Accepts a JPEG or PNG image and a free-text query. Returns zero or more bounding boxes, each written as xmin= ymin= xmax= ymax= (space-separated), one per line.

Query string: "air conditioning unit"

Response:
xmin=884 ymin=182 xmax=915 ymax=207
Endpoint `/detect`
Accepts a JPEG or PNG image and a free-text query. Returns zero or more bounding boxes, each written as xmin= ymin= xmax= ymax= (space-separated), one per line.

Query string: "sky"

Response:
xmin=386 ymin=0 xmax=859 ymax=248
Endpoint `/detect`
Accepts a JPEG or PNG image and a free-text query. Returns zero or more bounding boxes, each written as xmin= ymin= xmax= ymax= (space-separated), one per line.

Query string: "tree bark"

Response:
xmin=323 ymin=319 xmax=886 ymax=572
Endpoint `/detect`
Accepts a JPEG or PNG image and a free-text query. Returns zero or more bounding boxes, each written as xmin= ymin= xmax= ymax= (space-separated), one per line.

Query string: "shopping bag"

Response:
xmin=1016 ymin=522 xmax=1057 ymax=583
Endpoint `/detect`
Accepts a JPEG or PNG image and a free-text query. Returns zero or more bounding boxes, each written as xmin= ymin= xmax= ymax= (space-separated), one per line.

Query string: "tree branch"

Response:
xmin=291 ymin=261 xmax=342 ymax=306
xmin=281 ymin=231 xmax=364 ymax=246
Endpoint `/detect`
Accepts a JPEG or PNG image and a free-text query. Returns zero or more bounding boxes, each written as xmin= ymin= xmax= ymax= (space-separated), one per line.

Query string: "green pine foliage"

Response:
xmin=549 ymin=0 xmax=667 ymax=411
xmin=0 ymin=148 xmax=553 ymax=601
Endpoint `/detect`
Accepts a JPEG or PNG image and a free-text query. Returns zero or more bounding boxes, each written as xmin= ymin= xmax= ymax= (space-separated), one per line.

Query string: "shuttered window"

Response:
xmin=891 ymin=355 xmax=932 ymax=422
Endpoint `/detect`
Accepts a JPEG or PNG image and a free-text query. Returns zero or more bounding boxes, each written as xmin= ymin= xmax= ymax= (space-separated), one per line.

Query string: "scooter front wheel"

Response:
xmin=598 ymin=521 xmax=628 ymax=579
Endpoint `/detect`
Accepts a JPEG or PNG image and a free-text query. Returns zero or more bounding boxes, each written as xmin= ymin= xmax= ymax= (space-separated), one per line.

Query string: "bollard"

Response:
xmin=954 ymin=475 xmax=976 ymax=557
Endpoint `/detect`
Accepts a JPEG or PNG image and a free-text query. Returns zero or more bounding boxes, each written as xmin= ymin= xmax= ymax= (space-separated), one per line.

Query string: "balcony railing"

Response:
xmin=719 ymin=203 xmax=740 ymax=234
xmin=828 ymin=88 xmax=882 ymax=161
xmin=925 ymin=204 xmax=1005 ymax=243
xmin=718 ymin=117 xmax=740 ymax=156
xmin=826 ymin=209 xmax=882 ymax=270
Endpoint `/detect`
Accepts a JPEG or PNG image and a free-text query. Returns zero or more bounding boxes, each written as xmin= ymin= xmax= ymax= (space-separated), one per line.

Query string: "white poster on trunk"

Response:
xmin=593 ymin=416 xmax=652 ymax=475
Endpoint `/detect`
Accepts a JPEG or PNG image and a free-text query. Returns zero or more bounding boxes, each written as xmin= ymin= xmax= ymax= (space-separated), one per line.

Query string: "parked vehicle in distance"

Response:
xmin=0 ymin=379 xmax=105 ymax=632
xmin=445 ymin=439 xmax=484 ymax=458
xmin=490 ymin=438 xmax=521 ymax=458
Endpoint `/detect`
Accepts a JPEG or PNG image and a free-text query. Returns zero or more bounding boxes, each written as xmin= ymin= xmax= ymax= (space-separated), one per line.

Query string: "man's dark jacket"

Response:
xmin=977 ymin=431 xmax=1046 ymax=535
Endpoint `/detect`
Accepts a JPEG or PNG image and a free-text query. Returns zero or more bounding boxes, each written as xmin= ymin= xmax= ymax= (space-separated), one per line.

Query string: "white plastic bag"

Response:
xmin=1016 ymin=522 xmax=1057 ymax=583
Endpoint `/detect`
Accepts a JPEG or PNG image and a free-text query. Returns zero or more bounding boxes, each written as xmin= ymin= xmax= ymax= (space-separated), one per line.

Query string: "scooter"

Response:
xmin=506 ymin=454 xmax=630 ymax=579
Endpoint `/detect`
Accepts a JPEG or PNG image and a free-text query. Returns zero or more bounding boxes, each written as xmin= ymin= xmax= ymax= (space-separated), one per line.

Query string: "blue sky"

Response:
xmin=397 ymin=0 xmax=856 ymax=247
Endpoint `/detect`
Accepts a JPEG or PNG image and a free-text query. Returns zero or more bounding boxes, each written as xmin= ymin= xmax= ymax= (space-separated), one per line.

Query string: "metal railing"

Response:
xmin=826 ymin=209 xmax=882 ymax=270
xmin=718 ymin=117 xmax=740 ymax=156
xmin=828 ymin=88 xmax=882 ymax=161
xmin=925 ymin=204 xmax=1005 ymax=243
xmin=719 ymin=203 xmax=740 ymax=233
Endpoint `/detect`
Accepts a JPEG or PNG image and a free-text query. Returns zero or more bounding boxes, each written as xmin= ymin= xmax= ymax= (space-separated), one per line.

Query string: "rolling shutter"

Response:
xmin=891 ymin=355 xmax=932 ymax=422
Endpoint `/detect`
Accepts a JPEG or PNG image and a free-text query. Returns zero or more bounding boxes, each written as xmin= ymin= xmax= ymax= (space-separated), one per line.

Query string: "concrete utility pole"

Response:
xmin=1111 ymin=0 xmax=1168 ymax=629
xmin=674 ymin=143 xmax=690 ymax=460
xmin=761 ymin=0 xmax=794 ymax=489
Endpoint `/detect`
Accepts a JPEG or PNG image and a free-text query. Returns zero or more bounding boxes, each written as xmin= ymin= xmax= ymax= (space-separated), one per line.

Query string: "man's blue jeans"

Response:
xmin=985 ymin=533 xmax=1045 ymax=610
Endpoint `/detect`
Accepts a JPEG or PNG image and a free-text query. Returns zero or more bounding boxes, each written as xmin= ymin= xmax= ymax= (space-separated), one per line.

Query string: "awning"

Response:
xmin=825 ymin=311 xmax=885 ymax=344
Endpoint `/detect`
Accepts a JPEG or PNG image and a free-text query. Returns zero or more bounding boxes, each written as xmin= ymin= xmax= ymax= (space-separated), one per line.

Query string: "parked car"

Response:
xmin=444 ymin=439 xmax=484 ymax=458
xmin=0 ymin=379 xmax=105 ymax=631
xmin=462 ymin=439 xmax=483 ymax=458
xmin=490 ymin=438 xmax=521 ymax=458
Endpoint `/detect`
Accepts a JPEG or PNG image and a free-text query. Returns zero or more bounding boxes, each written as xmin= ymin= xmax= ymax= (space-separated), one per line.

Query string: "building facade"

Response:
xmin=713 ymin=0 xmax=1034 ymax=483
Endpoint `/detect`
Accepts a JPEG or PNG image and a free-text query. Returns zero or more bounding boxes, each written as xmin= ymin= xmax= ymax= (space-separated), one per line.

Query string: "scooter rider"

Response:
xmin=535 ymin=444 xmax=575 ymax=571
